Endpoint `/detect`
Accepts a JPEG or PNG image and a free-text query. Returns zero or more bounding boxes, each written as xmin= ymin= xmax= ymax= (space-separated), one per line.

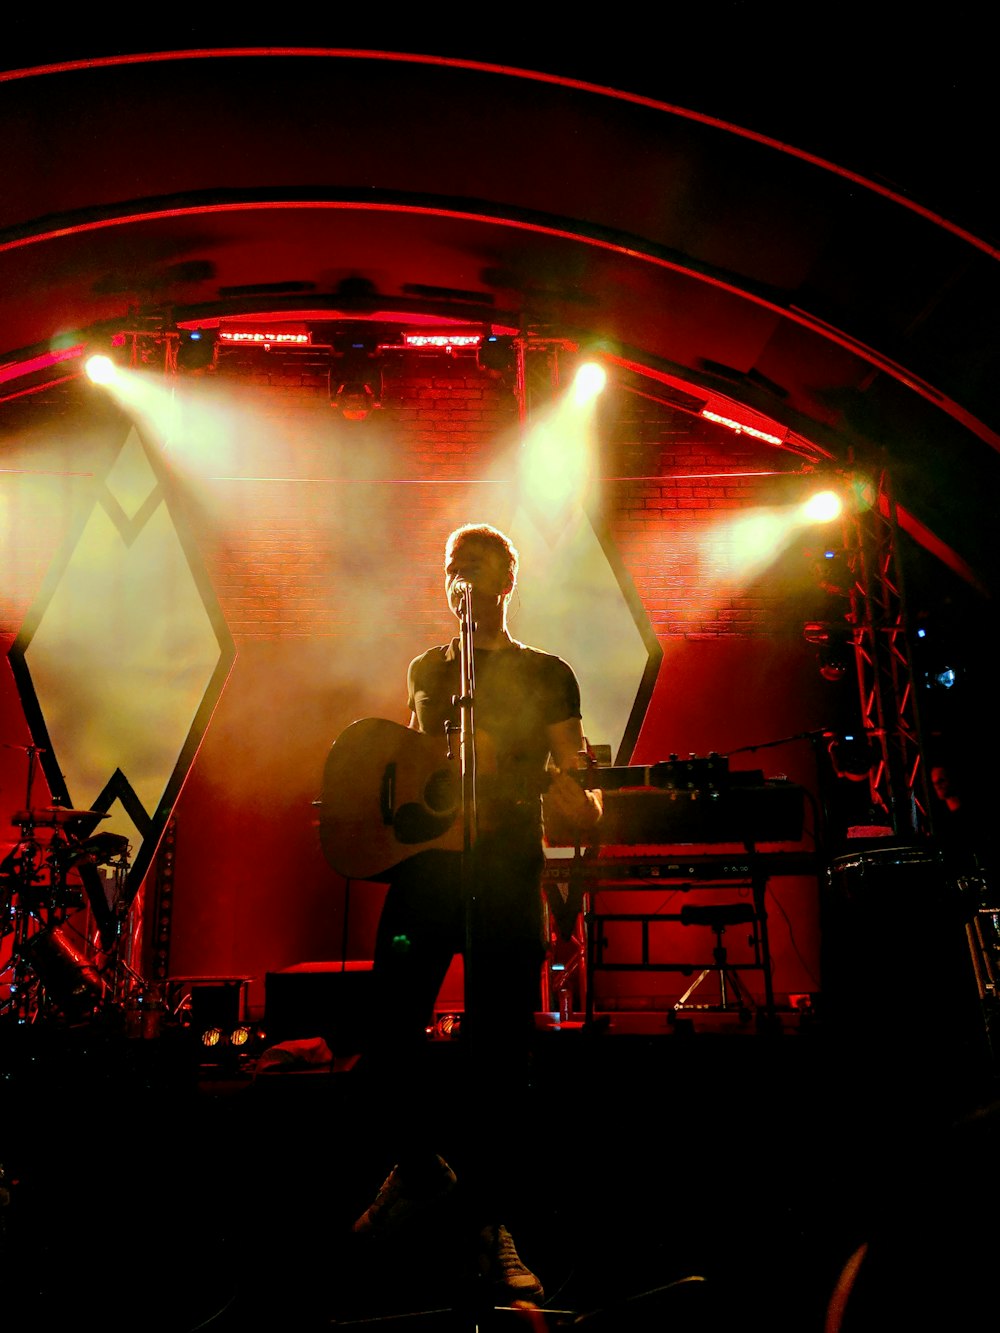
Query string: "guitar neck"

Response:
xmin=570 ymin=764 xmax=664 ymax=792
xmin=571 ymin=755 xmax=735 ymax=792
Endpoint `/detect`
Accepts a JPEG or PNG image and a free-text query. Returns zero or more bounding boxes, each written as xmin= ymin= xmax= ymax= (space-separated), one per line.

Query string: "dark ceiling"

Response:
xmin=3 ymin=18 xmax=998 ymax=605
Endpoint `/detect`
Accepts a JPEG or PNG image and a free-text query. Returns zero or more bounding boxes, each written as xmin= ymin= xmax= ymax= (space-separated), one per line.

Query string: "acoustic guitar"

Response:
xmin=318 ymin=718 xmax=467 ymax=879
xmin=317 ymin=716 xmax=597 ymax=880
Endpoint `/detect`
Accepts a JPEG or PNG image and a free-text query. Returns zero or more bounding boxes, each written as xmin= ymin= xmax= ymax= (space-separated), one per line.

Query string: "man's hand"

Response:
xmin=542 ymin=768 xmax=602 ymax=845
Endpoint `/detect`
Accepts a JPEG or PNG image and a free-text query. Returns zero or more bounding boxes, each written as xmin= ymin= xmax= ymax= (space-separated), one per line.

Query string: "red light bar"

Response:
xmin=402 ymin=333 xmax=482 ymax=349
xmin=218 ymin=326 xmax=312 ymax=347
xmin=701 ymin=407 xmax=783 ymax=446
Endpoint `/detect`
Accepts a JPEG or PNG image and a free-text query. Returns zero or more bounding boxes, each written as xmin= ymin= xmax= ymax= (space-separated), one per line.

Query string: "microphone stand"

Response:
xmin=455 ymin=583 xmax=480 ymax=1026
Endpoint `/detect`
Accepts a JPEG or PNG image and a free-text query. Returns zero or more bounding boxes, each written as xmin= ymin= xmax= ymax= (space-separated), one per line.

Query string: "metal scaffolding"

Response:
xmin=844 ymin=466 xmax=934 ymax=841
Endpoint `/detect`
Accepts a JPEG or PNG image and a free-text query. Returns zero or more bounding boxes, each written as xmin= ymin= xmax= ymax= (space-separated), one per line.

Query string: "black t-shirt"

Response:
xmin=407 ymin=637 xmax=582 ymax=836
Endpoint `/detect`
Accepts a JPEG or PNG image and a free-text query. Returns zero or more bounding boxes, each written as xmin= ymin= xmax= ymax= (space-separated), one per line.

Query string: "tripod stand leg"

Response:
xmin=674 ymin=969 xmax=712 ymax=1009
xmin=673 ymin=932 xmax=757 ymax=1018
xmin=721 ymin=967 xmax=756 ymax=1021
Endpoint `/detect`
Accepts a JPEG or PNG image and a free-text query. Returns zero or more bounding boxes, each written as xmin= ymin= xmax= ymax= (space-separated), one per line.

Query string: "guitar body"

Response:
xmin=319 ymin=718 xmax=463 ymax=879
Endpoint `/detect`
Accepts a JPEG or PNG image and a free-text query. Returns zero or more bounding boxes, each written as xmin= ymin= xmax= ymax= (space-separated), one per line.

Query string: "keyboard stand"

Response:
xmin=547 ymin=850 xmax=782 ymax=1030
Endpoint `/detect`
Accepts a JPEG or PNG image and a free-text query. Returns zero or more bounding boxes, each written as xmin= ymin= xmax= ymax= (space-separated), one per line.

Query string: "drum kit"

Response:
xmin=1 ymin=743 xmax=132 ymax=1023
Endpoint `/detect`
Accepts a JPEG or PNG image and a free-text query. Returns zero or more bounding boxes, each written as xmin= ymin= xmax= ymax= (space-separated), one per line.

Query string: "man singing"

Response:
xmin=351 ymin=521 xmax=602 ymax=1306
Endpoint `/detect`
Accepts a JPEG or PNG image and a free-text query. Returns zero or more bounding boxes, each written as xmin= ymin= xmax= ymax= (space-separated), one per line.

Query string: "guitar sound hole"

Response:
xmin=424 ymin=769 xmax=458 ymax=814
xmin=394 ymin=804 xmax=453 ymax=844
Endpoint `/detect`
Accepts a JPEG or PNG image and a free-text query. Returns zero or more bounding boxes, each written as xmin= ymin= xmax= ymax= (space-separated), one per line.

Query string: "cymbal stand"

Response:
xmin=0 ymin=810 xmax=82 ymax=1023
xmin=93 ymin=840 xmax=150 ymax=1012
xmin=5 ymin=746 xmax=42 ymax=1020
xmin=1 ymin=825 xmax=45 ymax=1022
xmin=51 ymin=826 xmax=152 ymax=1024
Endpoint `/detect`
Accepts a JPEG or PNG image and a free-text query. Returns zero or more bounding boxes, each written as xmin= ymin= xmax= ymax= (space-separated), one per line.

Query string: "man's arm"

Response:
xmin=543 ymin=716 xmax=603 ymax=842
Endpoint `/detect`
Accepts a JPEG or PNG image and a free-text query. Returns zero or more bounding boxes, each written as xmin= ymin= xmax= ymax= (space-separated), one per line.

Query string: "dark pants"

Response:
xmin=361 ymin=833 xmax=546 ymax=1223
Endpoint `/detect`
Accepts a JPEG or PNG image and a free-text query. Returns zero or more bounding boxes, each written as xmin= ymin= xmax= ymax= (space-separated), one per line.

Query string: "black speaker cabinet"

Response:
xmin=264 ymin=960 xmax=374 ymax=1054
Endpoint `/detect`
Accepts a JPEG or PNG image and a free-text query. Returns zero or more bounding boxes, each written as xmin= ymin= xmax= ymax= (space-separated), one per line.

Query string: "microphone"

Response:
xmin=453 ymin=579 xmax=474 ymax=595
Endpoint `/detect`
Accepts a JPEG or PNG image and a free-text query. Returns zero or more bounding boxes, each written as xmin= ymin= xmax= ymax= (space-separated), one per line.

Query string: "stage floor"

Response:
xmin=2 ymin=1006 xmax=998 ymax=1332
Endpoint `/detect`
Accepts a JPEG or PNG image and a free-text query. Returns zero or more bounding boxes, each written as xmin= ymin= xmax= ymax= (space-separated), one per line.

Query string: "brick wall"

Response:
xmin=184 ymin=353 xmax=818 ymax=648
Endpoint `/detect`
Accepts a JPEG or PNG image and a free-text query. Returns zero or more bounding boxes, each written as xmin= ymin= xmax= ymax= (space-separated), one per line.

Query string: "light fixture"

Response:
xmin=331 ymin=379 xmax=381 ymax=420
xmin=176 ymin=328 xmax=217 ymax=373
xmin=478 ymin=333 xmax=515 ymax=374
xmin=188 ymin=979 xmax=243 ymax=1036
xmin=218 ymin=324 xmax=312 ymax=348
xmin=329 ymin=339 xmax=383 ymax=419
xmin=84 ymin=329 xmax=130 ymax=384
xmin=828 ymin=733 xmax=876 ymax=779
xmin=912 ymin=611 xmax=964 ymax=694
xmin=570 ymin=360 xmax=608 ymax=405
xmin=809 ymin=547 xmax=853 ymax=598
xmin=403 ymin=332 xmax=482 ymax=352
xmin=84 ymin=325 xmax=169 ymax=380
xmin=819 ymin=644 xmax=852 ymax=682
xmin=197 ymin=1021 xmax=264 ymax=1067
xmin=801 ymin=489 xmax=844 ymax=523
xmin=805 ymin=622 xmax=855 ymax=681
xmin=926 ymin=666 xmax=958 ymax=690
xmin=85 ymin=353 xmax=118 ymax=385
xmin=803 ymin=621 xmax=834 ymax=645
xmin=180 ymin=978 xmax=256 ymax=1066
xmin=701 ymin=407 xmax=784 ymax=446
xmin=431 ymin=1012 xmax=463 ymax=1040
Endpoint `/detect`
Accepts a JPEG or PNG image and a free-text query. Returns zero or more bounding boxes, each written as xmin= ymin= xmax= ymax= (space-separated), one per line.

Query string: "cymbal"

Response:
xmin=12 ymin=807 xmax=110 ymax=828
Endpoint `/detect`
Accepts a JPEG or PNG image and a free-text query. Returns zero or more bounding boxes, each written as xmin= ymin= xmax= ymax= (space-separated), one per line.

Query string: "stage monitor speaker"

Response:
xmin=264 ymin=960 xmax=374 ymax=1054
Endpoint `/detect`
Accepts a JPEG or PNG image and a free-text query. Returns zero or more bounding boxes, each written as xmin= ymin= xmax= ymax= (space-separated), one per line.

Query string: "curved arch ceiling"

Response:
xmin=2 ymin=39 xmax=998 ymax=593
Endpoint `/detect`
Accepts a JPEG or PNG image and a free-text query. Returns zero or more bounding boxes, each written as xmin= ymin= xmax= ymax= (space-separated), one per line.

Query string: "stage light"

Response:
xmin=176 ymin=329 xmax=217 ymax=373
xmin=402 ymin=332 xmax=482 ymax=352
xmin=85 ymin=353 xmax=118 ymax=385
xmin=432 ymin=1012 xmax=463 ymax=1040
xmin=912 ymin=611 xmax=965 ymax=696
xmin=806 ymin=622 xmax=855 ymax=681
xmin=201 ymin=1026 xmax=225 ymax=1048
xmin=802 ymin=489 xmax=843 ymax=523
xmin=702 ymin=407 xmax=783 ymax=445
xmin=332 ymin=380 xmax=381 ymax=420
xmin=810 ymin=547 xmax=853 ymax=598
xmin=819 ymin=644 xmax=852 ymax=682
xmin=329 ymin=340 xmax=383 ymax=419
xmin=828 ymin=733 xmax=876 ymax=778
xmin=478 ymin=333 xmax=515 ymax=374
xmin=82 ymin=327 xmax=137 ymax=383
xmin=186 ymin=979 xmax=246 ymax=1037
xmin=218 ymin=325 xmax=312 ymax=348
xmin=571 ymin=360 xmax=607 ymax=406
xmin=803 ymin=621 xmax=834 ymax=645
